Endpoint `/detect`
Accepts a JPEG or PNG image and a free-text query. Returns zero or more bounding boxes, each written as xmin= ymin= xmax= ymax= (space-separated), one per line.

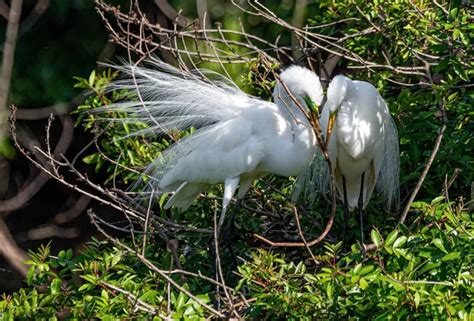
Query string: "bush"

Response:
xmin=1 ymin=198 xmax=472 ymax=320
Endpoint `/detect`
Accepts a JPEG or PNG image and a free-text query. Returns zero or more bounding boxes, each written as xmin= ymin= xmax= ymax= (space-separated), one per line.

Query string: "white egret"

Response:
xmin=102 ymin=60 xmax=324 ymax=236
xmin=319 ymin=74 xmax=399 ymax=243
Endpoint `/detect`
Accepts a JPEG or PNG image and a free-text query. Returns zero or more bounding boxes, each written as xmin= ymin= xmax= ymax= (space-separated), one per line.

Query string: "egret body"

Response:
xmin=320 ymin=75 xmax=399 ymax=242
xmin=105 ymin=61 xmax=324 ymax=235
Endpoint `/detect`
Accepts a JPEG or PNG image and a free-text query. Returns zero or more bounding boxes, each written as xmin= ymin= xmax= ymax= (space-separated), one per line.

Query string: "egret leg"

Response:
xmin=222 ymin=198 xmax=242 ymax=267
xmin=212 ymin=177 xmax=239 ymax=280
xmin=218 ymin=177 xmax=240 ymax=238
xmin=358 ymin=172 xmax=365 ymax=244
xmin=342 ymin=176 xmax=350 ymax=242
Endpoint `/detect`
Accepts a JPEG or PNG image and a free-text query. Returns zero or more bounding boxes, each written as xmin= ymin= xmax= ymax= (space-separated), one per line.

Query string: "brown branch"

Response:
xmin=0 ymin=157 xmax=10 ymax=198
xmin=292 ymin=207 xmax=319 ymax=264
xmin=16 ymin=95 xmax=83 ymax=120
xmin=0 ymin=0 xmax=9 ymax=19
xmin=0 ymin=115 xmax=73 ymax=213
xmin=54 ymin=195 xmax=91 ymax=224
xmin=442 ymin=168 xmax=461 ymax=199
xmin=20 ymin=224 xmax=80 ymax=241
xmin=0 ymin=217 xmax=28 ymax=276
xmin=0 ymin=171 xmax=48 ymax=214
xmin=0 ymin=0 xmax=23 ymax=143
xmin=196 ymin=0 xmax=210 ymax=28
xmin=18 ymin=0 xmax=50 ymax=36
xmin=254 ymin=204 xmax=335 ymax=248
xmin=154 ymin=0 xmax=194 ymax=27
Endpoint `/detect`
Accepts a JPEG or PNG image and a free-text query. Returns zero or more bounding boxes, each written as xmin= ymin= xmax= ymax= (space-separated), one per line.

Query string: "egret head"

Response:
xmin=325 ymin=75 xmax=351 ymax=145
xmin=275 ymin=65 xmax=324 ymax=112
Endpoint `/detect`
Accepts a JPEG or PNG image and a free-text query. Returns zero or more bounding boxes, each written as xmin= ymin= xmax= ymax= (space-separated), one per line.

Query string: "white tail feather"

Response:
xmin=96 ymin=59 xmax=252 ymax=136
xmin=376 ymin=111 xmax=400 ymax=211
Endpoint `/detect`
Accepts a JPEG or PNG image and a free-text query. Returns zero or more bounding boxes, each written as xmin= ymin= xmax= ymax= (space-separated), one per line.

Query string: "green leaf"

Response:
xmin=371 ymin=229 xmax=382 ymax=247
xmin=82 ymin=153 xmax=100 ymax=164
xmin=433 ymin=238 xmax=448 ymax=253
xmin=384 ymin=230 xmax=399 ymax=247
xmin=353 ymin=263 xmax=362 ymax=275
xmin=430 ymin=196 xmax=445 ymax=205
xmin=414 ymin=292 xmax=420 ymax=308
xmin=50 ymin=278 xmax=61 ymax=295
xmin=393 ymin=236 xmax=407 ymax=248
xmin=326 ymin=283 xmax=333 ymax=298
xmin=441 ymin=251 xmax=460 ymax=261
xmin=88 ymin=70 xmax=96 ymax=87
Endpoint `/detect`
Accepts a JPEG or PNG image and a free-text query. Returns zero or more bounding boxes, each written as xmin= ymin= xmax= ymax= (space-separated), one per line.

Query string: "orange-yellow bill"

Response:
xmin=326 ymin=113 xmax=336 ymax=147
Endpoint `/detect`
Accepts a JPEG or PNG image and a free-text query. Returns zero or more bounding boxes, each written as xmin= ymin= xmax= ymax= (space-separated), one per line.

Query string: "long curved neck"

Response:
xmin=326 ymin=75 xmax=352 ymax=114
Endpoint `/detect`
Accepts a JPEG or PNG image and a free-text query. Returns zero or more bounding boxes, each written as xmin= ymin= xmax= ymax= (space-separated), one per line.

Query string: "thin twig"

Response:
xmin=89 ymin=211 xmax=225 ymax=318
xmin=399 ymin=100 xmax=447 ymax=224
xmin=292 ymin=207 xmax=319 ymax=264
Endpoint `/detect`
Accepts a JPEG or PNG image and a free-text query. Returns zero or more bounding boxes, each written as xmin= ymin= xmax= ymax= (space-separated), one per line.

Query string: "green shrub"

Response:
xmin=1 ymin=198 xmax=472 ymax=320
xmin=237 ymin=198 xmax=473 ymax=320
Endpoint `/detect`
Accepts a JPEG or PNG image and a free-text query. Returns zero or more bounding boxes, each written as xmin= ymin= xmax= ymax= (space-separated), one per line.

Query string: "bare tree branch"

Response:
xmin=54 ymin=195 xmax=91 ymax=224
xmin=154 ymin=0 xmax=194 ymax=27
xmin=0 ymin=0 xmax=23 ymax=143
xmin=19 ymin=224 xmax=80 ymax=241
xmin=18 ymin=0 xmax=50 ymax=36
xmin=16 ymin=95 xmax=83 ymax=120
xmin=0 ymin=217 xmax=28 ymax=276
xmin=0 ymin=116 xmax=73 ymax=213
xmin=0 ymin=1 xmax=9 ymax=19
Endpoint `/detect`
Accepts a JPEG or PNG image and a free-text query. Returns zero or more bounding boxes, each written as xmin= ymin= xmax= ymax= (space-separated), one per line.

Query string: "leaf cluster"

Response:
xmin=0 ymin=238 xmax=211 ymax=320
xmin=237 ymin=198 xmax=473 ymax=320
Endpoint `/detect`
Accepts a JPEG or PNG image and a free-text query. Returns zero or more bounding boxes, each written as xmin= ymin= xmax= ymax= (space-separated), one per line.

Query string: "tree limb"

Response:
xmin=0 ymin=0 xmax=23 ymax=143
xmin=0 ymin=217 xmax=28 ymax=276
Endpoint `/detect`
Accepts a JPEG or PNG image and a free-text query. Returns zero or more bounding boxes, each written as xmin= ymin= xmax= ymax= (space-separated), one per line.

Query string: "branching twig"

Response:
xmin=399 ymin=100 xmax=448 ymax=224
xmin=89 ymin=210 xmax=226 ymax=318
xmin=0 ymin=115 xmax=73 ymax=214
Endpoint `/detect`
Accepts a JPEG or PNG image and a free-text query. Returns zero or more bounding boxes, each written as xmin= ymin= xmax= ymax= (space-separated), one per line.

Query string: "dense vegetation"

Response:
xmin=1 ymin=198 xmax=472 ymax=320
xmin=1 ymin=0 xmax=472 ymax=320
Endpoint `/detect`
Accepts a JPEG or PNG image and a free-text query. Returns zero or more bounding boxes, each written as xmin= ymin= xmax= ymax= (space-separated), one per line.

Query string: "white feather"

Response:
xmin=316 ymin=75 xmax=399 ymax=211
xmin=95 ymin=60 xmax=324 ymax=216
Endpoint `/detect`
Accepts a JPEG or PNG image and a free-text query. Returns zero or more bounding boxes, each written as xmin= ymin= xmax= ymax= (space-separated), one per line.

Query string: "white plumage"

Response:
xmin=320 ymin=75 xmax=399 ymax=213
xmin=101 ymin=60 xmax=324 ymax=232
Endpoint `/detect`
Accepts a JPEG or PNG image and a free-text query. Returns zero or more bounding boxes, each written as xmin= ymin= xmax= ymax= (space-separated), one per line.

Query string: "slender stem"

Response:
xmin=399 ymin=102 xmax=447 ymax=224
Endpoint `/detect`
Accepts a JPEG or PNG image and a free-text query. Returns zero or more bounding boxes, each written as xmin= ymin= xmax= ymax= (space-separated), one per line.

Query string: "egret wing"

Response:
xmin=157 ymin=117 xmax=265 ymax=189
xmin=375 ymin=106 xmax=400 ymax=211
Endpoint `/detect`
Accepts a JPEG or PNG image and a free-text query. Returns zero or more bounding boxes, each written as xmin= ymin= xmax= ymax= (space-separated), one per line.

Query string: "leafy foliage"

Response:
xmin=237 ymin=198 xmax=473 ymax=320
xmin=1 ymin=198 xmax=472 ymax=320
xmin=0 ymin=239 xmax=211 ymax=320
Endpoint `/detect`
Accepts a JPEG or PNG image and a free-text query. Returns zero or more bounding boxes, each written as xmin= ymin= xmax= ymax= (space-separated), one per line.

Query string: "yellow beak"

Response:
xmin=326 ymin=113 xmax=336 ymax=147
